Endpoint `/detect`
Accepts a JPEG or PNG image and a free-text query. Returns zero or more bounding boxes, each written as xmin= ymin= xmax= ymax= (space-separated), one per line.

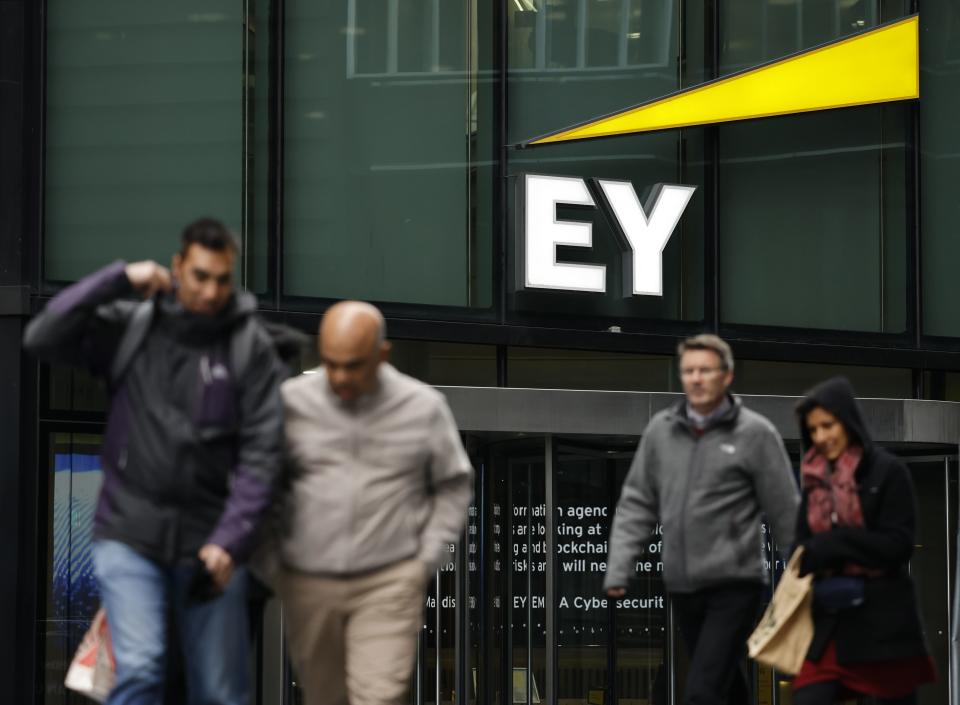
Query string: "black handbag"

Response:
xmin=813 ymin=576 xmax=865 ymax=612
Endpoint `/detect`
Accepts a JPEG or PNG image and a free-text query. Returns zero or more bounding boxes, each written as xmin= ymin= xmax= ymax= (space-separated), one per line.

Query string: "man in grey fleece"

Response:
xmin=276 ymin=301 xmax=473 ymax=705
xmin=605 ymin=334 xmax=798 ymax=705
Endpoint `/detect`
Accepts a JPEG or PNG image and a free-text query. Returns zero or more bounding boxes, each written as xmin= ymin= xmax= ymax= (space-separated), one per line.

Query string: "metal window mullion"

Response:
xmin=879 ymin=104 xmax=886 ymax=331
xmin=436 ymin=570 xmax=442 ymax=705
xmin=346 ymin=0 xmax=357 ymax=77
xmin=947 ymin=455 xmax=955 ymax=705
xmin=536 ymin=0 xmax=547 ymax=69
xmin=545 ymin=435 xmax=556 ymax=705
xmin=605 ymin=456 xmax=618 ymax=705
xmin=504 ymin=462 xmax=515 ymax=705
xmin=241 ymin=0 xmax=253 ymax=288
xmin=576 ymin=0 xmax=588 ymax=68
xmin=667 ymin=595 xmax=677 ymax=705
xmin=465 ymin=0 xmax=474 ymax=307
xmin=527 ymin=461 xmax=533 ymax=705
xmin=432 ymin=0 xmax=441 ymax=71
xmin=455 ymin=513 xmax=467 ymax=705
xmin=416 ymin=629 xmax=424 ymax=705
xmin=270 ymin=0 xmax=286 ymax=311
xmin=387 ymin=0 xmax=400 ymax=74
xmin=617 ymin=0 xmax=629 ymax=68
xmin=262 ymin=599 xmax=285 ymax=705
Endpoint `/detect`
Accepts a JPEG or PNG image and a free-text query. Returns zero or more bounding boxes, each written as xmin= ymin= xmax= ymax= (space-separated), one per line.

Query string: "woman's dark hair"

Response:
xmin=180 ymin=218 xmax=239 ymax=258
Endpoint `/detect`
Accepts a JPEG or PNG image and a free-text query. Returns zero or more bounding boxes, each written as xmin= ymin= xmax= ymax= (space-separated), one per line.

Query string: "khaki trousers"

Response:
xmin=277 ymin=559 xmax=427 ymax=705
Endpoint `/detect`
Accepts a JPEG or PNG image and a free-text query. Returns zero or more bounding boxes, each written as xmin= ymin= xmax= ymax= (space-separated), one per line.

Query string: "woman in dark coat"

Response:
xmin=792 ymin=377 xmax=935 ymax=704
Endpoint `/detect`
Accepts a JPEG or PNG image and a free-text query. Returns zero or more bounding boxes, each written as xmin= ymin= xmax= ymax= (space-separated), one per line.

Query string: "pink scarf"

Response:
xmin=800 ymin=445 xmax=865 ymax=533
xmin=801 ymin=446 xmax=877 ymax=576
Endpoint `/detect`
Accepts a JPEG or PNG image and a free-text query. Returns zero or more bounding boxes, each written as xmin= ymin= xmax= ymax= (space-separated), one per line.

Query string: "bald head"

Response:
xmin=319 ymin=301 xmax=391 ymax=402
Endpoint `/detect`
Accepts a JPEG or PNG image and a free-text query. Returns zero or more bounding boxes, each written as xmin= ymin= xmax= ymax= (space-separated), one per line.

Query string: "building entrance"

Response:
xmin=39 ymin=389 xmax=960 ymax=705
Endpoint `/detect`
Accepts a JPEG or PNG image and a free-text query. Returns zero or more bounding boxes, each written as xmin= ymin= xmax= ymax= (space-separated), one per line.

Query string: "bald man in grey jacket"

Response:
xmin=275 ymin=301 xmax=473 ymax=705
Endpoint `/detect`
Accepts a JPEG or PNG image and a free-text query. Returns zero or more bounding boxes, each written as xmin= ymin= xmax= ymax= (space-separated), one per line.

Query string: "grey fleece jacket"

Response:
xmin=279 ymin=363 xmax=473 ymax=575
xmin=604 ymin=396 xmax=798 ymax=594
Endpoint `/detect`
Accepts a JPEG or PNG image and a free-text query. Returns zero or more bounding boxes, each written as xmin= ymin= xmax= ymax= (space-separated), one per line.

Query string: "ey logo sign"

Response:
xmin=516 ymin=174 xmax=695 ymax=296
xmin=516 ymin=15 xmax=918 ymax=296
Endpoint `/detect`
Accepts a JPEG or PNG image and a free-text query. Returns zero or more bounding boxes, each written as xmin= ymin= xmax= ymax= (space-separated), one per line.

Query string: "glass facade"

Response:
xmin=919 ymin=1 xmax=960 ymax=337
xmin=718 ymin=1 xmax=909 ymax=333
xmin=25 ymin=1 xmax=960 ymax=705
xmin=44 ymin=2 xmax=244 ymax=281
xmin=281 ymin=0 xmax=494 ymax=308
xmin=38 ymin=0 xmax=960 ymax=346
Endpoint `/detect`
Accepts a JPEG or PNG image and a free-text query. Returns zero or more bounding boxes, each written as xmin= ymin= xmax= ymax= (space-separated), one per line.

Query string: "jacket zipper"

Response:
xmin=676 ymin=431 xmax=701 ymax=590
xmin=347 ymin=417 xmax=359 ymax=572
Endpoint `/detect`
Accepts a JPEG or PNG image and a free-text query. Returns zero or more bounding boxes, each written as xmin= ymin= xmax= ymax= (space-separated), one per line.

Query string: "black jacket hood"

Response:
xmin=796 ymin=376 xmax=873 ymax=452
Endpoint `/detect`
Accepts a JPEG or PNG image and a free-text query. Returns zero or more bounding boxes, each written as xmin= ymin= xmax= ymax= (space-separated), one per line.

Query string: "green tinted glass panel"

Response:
xmin=250 ymin=0 xmax=272 ymax=295
xmin=718 ymin=2 xmax=907 ymax=333
xmin=390 ymin=340 xmax=497 ymax=387
xmin=720 ymin=0 xmax=884 ymax=76
xmin=45 ymin=3 xmax=243 ymax=281
xmin=508 ymin=0 xmax=679 ymax=142
xmin=734 ymin=359 xmax=912 ymax=398
xmin=282 ymin=0 xmax=493 ymax=307
xmin=508 ymin=348 xmax=677 ymax=391
xmin=920 ymin=4 xmax=960 ymax=336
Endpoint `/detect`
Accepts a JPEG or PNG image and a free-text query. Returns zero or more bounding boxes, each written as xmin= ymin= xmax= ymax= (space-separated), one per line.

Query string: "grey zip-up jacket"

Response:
xmin=279 ymin=364 xmax=473 ymax=575
xmin=604 ymin=396 xmax=798 ymax=593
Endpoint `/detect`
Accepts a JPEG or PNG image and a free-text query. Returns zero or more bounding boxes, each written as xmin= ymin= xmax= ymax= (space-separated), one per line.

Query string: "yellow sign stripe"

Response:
xmin=530 ymin=15 xmax=918 ymax=145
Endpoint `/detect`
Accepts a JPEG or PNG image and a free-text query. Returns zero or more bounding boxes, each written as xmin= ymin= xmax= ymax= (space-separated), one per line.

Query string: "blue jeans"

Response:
xmin=93 ymin=539 xmax=250 ymax=705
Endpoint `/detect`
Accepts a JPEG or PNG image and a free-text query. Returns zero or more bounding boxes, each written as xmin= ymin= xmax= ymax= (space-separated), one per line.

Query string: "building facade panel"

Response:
xmin=8 ymin=2 xmax=960 ymax=705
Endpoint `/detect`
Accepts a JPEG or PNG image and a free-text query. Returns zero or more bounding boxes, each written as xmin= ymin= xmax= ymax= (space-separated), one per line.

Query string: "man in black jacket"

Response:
xmin=24 ymin=219 xmax=285 ymax=705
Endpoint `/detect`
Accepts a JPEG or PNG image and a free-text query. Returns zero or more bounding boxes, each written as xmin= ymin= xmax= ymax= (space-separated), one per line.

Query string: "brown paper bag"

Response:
xmin=747 ymin=546 xmax=814 ymax=675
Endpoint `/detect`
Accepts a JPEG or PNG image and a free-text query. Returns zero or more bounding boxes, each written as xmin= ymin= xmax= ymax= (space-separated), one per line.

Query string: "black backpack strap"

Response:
xmin=109 ymin=299 xmax=155 ymax=387
xmin=228 ymin=316 xmax=259 ymax=383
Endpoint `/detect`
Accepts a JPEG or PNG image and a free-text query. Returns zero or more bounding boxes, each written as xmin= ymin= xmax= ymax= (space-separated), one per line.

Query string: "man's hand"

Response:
xmin=125 ymin=260 xmax=172 ymax=299
xmin=607 ymin=587 xmax=626 ymax=599
xmin=198 ymin=544 xmax=234 ymax=591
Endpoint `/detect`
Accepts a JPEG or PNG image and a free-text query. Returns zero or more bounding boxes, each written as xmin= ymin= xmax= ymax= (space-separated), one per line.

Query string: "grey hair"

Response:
xmin=677 ymin=334 xmax=735 ymax=371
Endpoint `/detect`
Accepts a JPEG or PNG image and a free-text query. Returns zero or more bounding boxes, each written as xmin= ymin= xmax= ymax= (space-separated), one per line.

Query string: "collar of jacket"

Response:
xmin=156 ymin=289 xmax=256 ymax=344
xmin=321 ymin=362 xmax=401 ymax=412
xmin=669 ymin=393 xmax=742 ymax=434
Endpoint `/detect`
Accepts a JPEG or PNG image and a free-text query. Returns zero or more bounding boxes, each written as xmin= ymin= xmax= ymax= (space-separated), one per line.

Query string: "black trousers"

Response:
xmin=671 ymin=582 xmax=764 ymax=705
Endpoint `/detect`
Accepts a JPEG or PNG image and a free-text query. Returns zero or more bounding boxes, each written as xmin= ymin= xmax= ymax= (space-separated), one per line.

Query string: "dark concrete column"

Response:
xmin=0 ymin=1 xmax=41 ymax=703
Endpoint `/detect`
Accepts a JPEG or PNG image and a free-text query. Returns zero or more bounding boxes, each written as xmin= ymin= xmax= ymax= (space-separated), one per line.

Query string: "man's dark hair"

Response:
xmin=180 ymin=218 xmax=239 ymax=258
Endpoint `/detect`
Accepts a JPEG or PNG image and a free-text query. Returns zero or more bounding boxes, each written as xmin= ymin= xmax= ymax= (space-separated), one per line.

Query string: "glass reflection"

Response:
xmin=718 ymin=2 xmax=908 ymax=333
xmin=283 ymin=0 xmax=494 ymax=308
xmin=43 ymin=432 xmax=104 ymax=705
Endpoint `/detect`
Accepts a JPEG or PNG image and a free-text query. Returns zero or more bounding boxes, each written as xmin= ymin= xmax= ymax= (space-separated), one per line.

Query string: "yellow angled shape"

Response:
xmin=530 ymin=15 xmax=918 ymax=145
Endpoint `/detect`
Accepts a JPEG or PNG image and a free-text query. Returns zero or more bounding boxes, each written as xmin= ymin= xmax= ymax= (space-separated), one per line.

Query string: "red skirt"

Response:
xmin=794 ymin=641 xmax=937 ymax=698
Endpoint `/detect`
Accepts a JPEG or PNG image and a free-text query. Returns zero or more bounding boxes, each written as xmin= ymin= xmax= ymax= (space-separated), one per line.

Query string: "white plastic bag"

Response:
xmin=64 ymin=607 xmax=116 ymax=702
